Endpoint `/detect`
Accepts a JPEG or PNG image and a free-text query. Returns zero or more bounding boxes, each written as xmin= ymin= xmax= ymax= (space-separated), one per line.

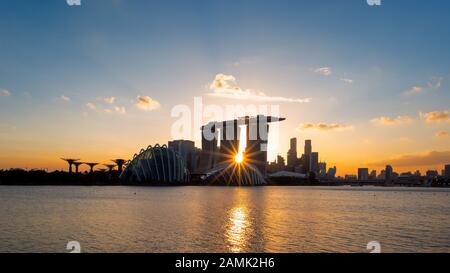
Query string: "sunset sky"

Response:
xmin=0 ymin=0 xmax=449 ymax=176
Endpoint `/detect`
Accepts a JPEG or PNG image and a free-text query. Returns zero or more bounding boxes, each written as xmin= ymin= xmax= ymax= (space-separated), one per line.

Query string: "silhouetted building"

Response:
xmin=445 ymin=164 xmax=450 ymax=178
xmin=369 ymin=170 xmax=377 ymax=180
xmin=318 ymin=162 xmax=327 ymax=177
xmin=287 ymin=138 xmax=298 ymax=169
xmin=310 ymin=152 xmax=319 ymax=174
xmin=198 ymin=115 xmax=285 ymax=179
xmin=120 ymin=144 xmax=190 ymax=183
xmin=327 ymin=166 xmax=337 ymax=179
xmin=378 ymin=170 xmax=386 ymax=180
xmin=245 ymin=116 xmax=284 ymax=176
xmin=358 ymin=168 xmax=369 ymax=180
xmin=169 ymin=140 xmax=200 ymax=172
xmin=345 ymin=174 xmax=357 ymax=180
xmin=268 ymin=155 xmax=286 ymax=173
xmin=277 ymin=155 xmax=286 ymax=169
xmin=304 ymin=140 xmax=312 ymax=156
xmin=219 ymin=120 xmax=241 ymax=165
xmin=426 ymin=170 xmax=439 ymax=178
xmin=198 ymin=123 xmax=218 ymax=172
xmin=385 ymin=165 xmax=393 ymax=181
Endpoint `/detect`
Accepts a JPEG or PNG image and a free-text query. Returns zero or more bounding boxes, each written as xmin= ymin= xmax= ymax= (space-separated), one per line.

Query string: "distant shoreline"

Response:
xmin=1 ymin=169 xmax=449 ymax=188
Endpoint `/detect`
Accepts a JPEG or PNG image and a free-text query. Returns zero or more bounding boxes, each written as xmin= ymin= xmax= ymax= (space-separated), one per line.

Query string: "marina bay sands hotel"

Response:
xmin=198 ymin=115 xmax=285 ymax=177
xmin=120 ymin=115 xmax=285 ymax=185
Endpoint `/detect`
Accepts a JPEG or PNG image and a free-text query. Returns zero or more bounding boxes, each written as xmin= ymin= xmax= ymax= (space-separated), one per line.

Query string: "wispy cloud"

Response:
xmin=59 ymin=95 xmax=71 ymax=102
xmin=404 ymin=77 xmax=443 ymax=96
xmin=435 ymin=131 xmax=449 ymax=138
xmin=86 ymin=102 xmax=97 ymax=110
xmin=405 ymin=86 xmax=424 ymax=96
xmin=297 ymin=123 xmax=353 ymax=132
xmin=420 ymin=110 xmax=450 ymax=123
xmin=1 ymin=89 xmax=11 ymax=97
xmin=371 ymin=115 xmax=415 ymax=126
xmin=136 ymin=96 xmax=161 ymax=111
xmin=369 ymin=151 xmax=450 ymax=167
xmin=340 ymin=78 xmax=354 ymax=84
xmin=114 ymin=106 xmax=126 ymax=114
xmin=314 ymin=67 xmax=332 ymax=76
xmin=208 ymin=74 xmax=310 ymax=103
xmin=103 ymin=97 xmax=116 ymax=104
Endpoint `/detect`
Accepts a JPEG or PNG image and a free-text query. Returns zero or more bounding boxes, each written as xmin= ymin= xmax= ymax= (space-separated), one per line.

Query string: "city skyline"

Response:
xmin=0 ymin=0 xmax=450 ymax=176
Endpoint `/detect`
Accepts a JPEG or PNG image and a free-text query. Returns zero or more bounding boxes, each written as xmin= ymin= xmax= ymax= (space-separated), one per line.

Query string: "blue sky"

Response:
xmin=0 ymin=0 xmax=449 ymax=174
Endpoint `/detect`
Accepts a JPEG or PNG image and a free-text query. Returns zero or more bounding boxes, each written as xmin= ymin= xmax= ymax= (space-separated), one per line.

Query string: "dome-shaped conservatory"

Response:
xmin=120 ymin=144 xmax=190 ymax=184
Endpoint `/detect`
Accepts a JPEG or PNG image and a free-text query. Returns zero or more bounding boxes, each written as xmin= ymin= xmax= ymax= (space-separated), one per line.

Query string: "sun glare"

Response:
xmin=234 ymin=153 xmax=244 ymax=164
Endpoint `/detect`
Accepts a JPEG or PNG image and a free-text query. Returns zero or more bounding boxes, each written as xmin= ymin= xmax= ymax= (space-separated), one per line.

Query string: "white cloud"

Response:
xmin=420 ymin=110 xmax=450 ymax=123
xmin=136 ymin=96 xmax=161 ymax=111
xmin=404 ymin=77 xmax=443 ymax=96
xmin=371 ymin=115 xmax=415 ymax=126
xmin=59 ymin=95 xmax=71 ymax=102
xmin=297 ymin=123 xmax=353 ymax=132
xmin=86 ymin=102 xmax=97 ymax=110
xmin=104 ymin=97 xmax=116 ymax=104
xmin=1 ymin=89 xmax=11 ymax=97
xmin=314 ymin=67 xmax=332 ymax=76
xmin=405 ymin=86 xmax=424 ymax=96
xmin=208 ymin=73 xmax=310 ymax=103
xmin=114 ymin=106 xmax=126 ymax=114
xmin=340 ymin=78 xmax=354 ymax=84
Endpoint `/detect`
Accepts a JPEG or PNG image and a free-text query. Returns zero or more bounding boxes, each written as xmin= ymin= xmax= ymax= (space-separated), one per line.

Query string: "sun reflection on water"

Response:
xmin=226 ymin=206 xmax=251 ymax=253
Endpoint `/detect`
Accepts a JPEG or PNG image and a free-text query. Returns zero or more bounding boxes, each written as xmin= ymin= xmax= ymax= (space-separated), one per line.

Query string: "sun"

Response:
xmin=234 ymin=153 xmax=244 ymax=164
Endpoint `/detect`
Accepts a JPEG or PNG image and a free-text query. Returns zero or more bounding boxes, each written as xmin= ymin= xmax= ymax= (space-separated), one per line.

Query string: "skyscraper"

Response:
xmin=445 ymin=164 xmax=450 ymax=178
xmin=287 ymin=137 xmax=298 ymax=169
xmin=358 ymin=168 xmax=369 ymax=180
xmin=385 ymin=165 xmax=393 ymax=181
xmin=168 ymin=140 xmax=200 ymax=172
xmin=302 ymin=140 xmax=312 ymax=173
xmin=369 ymin=170 xmax=377 ymax=180
xmin=310 ymin=152 xmax=319 ymax=174
xmin=318 ymin=162 xmax=327 ymax=177
xmin=327 ymin=166 xmax=337 ymax=179
xmin=304 ymin=140 xmax=312 ymax=156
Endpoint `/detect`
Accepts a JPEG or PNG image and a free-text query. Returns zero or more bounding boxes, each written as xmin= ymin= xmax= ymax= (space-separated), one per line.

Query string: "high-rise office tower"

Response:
xmin=277 ymin=155 xmax=285 ymax=170
xmin=385 ymin=165 xmax=393 ymax=181
xmin=445 ymin=164 xmax=450 ymax=178
xmin=327 ymin=166 xmax=337 ymax=179
xmin=358 ymin=168 xmax=369 ymax=180
xmin=169 ymin=140 xmax=200 ymax=172
xmin=369 ymin=170 xmax=377 ymax=180
xmin=287 ymin=137 xmax=298 ymax=169
xmin=310 ymin=152 xmax=319 ymax=174
xmin=304 ymin=140 xmax=312 ymax=156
